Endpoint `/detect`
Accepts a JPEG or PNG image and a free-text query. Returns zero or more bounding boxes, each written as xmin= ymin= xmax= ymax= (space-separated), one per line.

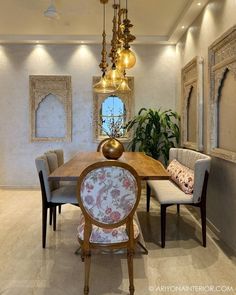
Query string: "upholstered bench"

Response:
xmin=147 ymin=148 xmax=211 ymax=248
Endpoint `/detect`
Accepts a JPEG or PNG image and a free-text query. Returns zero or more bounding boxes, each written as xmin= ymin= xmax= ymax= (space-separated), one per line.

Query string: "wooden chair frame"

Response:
xmin=146 ymin=171 xmax=209 ymax=248
xmin=77 ymin=161 xmax=142 ymax=295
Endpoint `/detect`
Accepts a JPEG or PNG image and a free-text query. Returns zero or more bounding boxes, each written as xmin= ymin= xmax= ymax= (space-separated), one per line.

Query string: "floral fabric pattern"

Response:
xmin=167 ymin=159 xmax=194 ymax=194
xmin=80 ymin=166 xmax=138 ymax=224
xmin=77 ymin=213 xmax=139 ymax=244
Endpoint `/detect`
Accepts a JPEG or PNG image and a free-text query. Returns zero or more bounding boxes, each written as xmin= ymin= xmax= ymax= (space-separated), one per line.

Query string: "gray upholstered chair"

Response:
xmin=146 ymin=148 xmax=211 ymax=248
xmin=48 ymin=149 xmax=76 ymax=188
xmin=35 ymin=154 xmax=78 ymax=248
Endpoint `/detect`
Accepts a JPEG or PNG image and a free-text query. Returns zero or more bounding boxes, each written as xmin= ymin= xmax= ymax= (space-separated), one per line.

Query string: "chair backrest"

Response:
xmin=35 ymin=155 xmax=52 ymax=202
xmin=77 ymin=161 xmax=141 ymax=229
xmin=44 ymin=151 xmax=60 ymax=189
xmin=169 ymin=148 xmax=211 ymax=203
xmin=49 ymin=149 xmax=64 ymax=166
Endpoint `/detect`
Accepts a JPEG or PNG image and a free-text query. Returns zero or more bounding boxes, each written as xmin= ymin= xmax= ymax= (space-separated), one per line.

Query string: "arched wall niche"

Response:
xmin=92 ymin=76 xmax=134 ymax=142
xmin=36 ymin=93 xmax=66 ymax=138
xmin=181 ymin=56 xmax=204 ymax=151
xmin=30 ymin=75 xmax=72 ymax=142
xmin=208 ymin=25 xmax=236 ymax=162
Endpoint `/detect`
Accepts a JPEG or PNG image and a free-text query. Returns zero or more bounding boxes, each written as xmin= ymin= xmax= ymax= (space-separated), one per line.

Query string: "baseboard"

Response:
xmin=185 ymin=206 xmax=236 ymax=255
xmin=0 ymin=185 xmax=40 ymax=190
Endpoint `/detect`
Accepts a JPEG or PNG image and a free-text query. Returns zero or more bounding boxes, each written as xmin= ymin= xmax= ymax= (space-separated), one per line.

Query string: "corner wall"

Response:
xmin=176 ymin=0 xmax=236 ymax=251
xmin=0 ymin=44 xmax=176 ymax=187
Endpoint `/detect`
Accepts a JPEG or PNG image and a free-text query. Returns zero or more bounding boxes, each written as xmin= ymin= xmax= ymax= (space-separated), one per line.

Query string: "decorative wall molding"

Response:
xmin=92 ymin=77 xmax=134 ymax=142
xmin=181 ymin=56 xmax=204 ymax=151
xmin=29 ymin=75 xmax=72 ymax=142
xmin=208 ymin=25 xmax=236 ymax=163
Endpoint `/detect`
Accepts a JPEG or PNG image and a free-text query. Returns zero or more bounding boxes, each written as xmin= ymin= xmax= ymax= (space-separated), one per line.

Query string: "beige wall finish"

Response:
xmin=0 ymin=44 xmax=176 ymax=188
xmin=176 ymin=0 xmax=236 ymax=251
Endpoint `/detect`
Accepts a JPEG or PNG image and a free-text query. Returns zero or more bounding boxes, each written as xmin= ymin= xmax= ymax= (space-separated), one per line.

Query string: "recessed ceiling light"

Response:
xmin=197 ymin=2 xmax=201 ymax=6
xmin=181 ymin=26 xmax=185 ymax=29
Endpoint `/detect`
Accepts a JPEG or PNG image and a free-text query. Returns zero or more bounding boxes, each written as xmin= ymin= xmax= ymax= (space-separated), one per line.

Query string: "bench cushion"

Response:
xmin=148 ymin=180 xmax=193 ymax=204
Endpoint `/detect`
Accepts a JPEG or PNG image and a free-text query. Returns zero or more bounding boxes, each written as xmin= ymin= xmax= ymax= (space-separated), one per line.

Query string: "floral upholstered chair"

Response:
xmin=77 ymin=161 xmax=141 ymax=295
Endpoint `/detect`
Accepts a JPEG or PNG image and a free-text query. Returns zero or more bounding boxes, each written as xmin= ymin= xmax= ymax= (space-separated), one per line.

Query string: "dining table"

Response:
xmin=48 ymin=151 xmax=169 ymax=181
xmin=48 ymin=151 xmax=169 ymax=255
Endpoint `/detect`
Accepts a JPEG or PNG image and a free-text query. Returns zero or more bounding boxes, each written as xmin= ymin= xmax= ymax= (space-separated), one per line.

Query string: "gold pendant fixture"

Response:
xmin=93 ymin=0 xmax=136 ymax=93
xmin=93 ymin=0 xmax=116 ymax=94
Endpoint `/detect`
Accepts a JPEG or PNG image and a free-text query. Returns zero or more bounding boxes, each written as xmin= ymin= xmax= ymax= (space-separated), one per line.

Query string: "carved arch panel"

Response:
xmin=209 ymin=25 xmax=236 ymax=162
xmin=181 ymin=57 xmax=204 ymax=151
xmin=92 ymin=76 xmax=134 ymax=142
xmin=30 ymin=75 xmax=72 ymax=142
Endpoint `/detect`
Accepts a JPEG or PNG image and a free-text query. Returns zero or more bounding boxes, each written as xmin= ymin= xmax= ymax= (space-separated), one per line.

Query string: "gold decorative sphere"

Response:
xmin=102 ymin=138 xmax=124 ymax=160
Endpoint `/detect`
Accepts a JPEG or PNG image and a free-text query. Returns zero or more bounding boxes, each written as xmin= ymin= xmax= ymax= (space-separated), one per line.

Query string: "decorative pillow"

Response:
xmin=167 ymin=159 xmax=194 ymax=194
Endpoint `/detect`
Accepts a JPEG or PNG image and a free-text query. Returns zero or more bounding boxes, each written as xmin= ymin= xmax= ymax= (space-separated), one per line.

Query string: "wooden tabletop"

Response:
xmin=49 ymin=152 xmax=169 ymax=181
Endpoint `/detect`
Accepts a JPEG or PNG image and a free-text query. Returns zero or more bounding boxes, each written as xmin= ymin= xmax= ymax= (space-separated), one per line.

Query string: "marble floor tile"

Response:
xmin=0 ymin=189 xmax=236 ymax=295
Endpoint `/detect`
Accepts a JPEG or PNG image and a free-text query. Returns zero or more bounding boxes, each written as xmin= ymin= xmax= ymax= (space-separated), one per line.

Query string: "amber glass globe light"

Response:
xmin=93 ymin=75 xmax=116 ymax=93
xmin=118 ymin=48 xmax=136 ymax=69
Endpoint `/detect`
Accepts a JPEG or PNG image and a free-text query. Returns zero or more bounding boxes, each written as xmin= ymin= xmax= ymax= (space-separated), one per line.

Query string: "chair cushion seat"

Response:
xmin=77 ymin=212 xmax=139 ymax=244
xmin=51 ymin=185 xmax=77 ymax=204
xmin=147 ymin=180 xmax=193 ymax=204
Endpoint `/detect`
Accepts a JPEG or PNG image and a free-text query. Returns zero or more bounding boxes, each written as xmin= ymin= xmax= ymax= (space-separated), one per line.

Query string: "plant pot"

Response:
xmin=102 ymin=138 xmax=124 ymax=160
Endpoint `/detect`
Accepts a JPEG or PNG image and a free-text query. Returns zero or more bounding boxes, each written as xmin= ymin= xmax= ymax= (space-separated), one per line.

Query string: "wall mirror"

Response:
xmin=92 ymin=76 xmax=134 ymax=142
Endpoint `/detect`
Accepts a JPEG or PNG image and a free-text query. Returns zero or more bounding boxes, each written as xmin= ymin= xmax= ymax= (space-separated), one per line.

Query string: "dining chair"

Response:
xmin=146 ymin=148 xmax=211 ymax=248
xmin=77 ymin=161 xmax=141 ymax=295
xmin=35 ymin=154 xmax=78 ymax=248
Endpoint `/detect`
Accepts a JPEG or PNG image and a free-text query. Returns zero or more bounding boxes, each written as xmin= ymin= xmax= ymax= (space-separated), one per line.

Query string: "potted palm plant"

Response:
xmin=125 ymin=108 xmax=180 ymax=165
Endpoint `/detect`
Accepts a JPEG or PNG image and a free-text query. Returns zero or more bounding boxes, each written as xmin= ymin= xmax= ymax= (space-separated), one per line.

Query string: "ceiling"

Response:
xmin=0 ymin=0 xmax=209 ymax=44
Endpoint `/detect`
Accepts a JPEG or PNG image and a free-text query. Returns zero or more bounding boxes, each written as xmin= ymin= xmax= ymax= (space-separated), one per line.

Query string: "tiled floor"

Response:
xmin=0 ymin=189 xmax=236 ymax=295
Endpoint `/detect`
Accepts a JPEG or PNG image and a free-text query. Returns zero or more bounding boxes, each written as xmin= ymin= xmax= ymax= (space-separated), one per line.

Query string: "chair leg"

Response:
xmin=161 ymin=205 xmax=167 ymax=248
xmin=58 ymin=205 xmax=61 ymax=214
xmin=200 ymin=203 xmax=207 ymax=247
xmin=177 ymin=204 xmax=180 ymax=215
xmin=53 ymin=206 xmax=57 ymax=231
xmin=84 ymin=251 xmax=91 ymax=295
xmin=127 ymin=250 xmax=135 ymax=295
xmin=146 ymin=183 xmax=151 ymax=212
xmin=42 ymin=205 xmax=47 ymax=248
xmin=49 ymin=207 xmax=53 ymax=225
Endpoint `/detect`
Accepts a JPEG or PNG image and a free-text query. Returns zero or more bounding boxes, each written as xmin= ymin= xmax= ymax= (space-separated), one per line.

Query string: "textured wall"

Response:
xmin=176 ymin=0 xmax=236 ymax=251
xmin=0 ymin=44 xmax=176 ymax=187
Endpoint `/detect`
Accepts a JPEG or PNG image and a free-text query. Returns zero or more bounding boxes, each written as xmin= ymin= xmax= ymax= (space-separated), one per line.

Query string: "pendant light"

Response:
xmin=117 ymin=0 xmax=136 ymax=69
xmin=106 ymin=1 xmax=123 ymax=87
xmin=93 ymin=0 xmax=117 ymax=93
xmin=117 ymin=71 xmax=131 ymax=92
